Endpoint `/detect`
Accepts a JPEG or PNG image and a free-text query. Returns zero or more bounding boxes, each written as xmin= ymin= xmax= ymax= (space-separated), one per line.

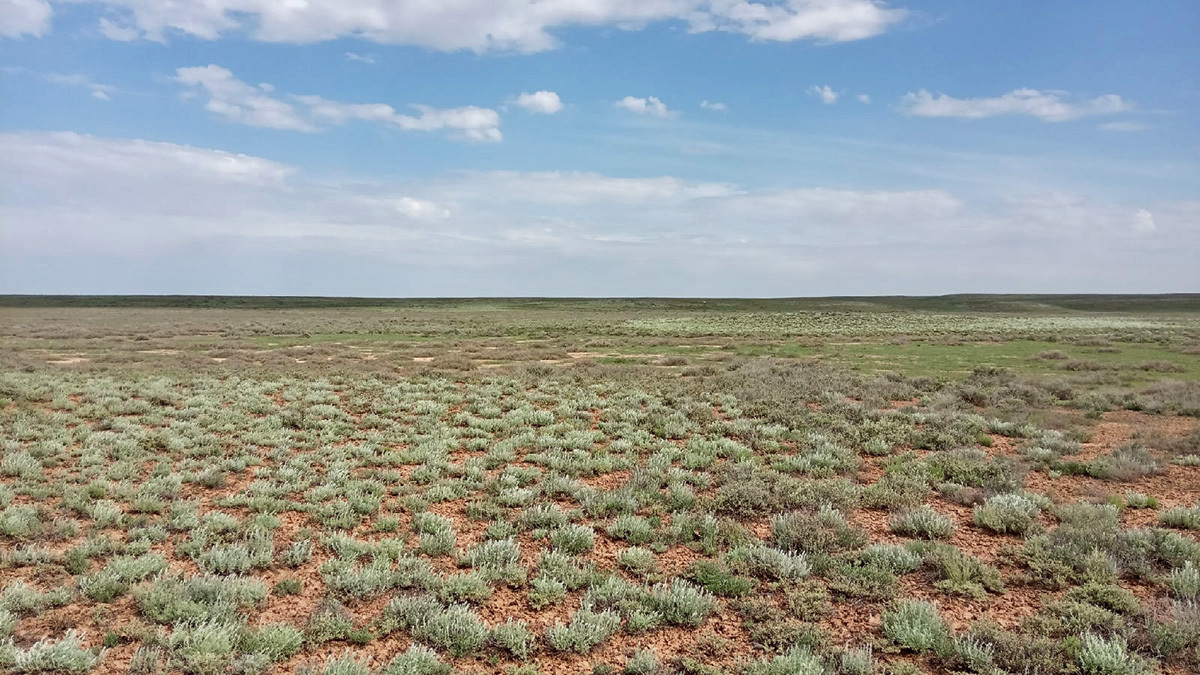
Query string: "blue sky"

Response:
xmin=1 ymin=0 xmax=1197 ymax=296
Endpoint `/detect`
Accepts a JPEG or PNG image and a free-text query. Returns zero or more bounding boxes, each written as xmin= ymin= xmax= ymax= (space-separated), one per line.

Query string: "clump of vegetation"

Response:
xmin=973 ymin=493 xmax=1041 ymax=534
xmin=890 ymin=506 xmax=955 ymax=539
xmin=882 ymin=600 xmax=949 ymax=652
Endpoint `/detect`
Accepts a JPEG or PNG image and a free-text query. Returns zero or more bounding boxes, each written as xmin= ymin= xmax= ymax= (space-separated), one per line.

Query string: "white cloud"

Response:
xmin=898 ymin=88 xmax=1131 ymax=122
xmin=5 ymin=131 xmax=1195 ymax=295
xmin=1099 ymin=121 xmax=1149 ymax=132
xmin=0 ymin=0 xmax=51 ymax=38
xmin=45 ymin=73 xmax=118 ymax=100
xmin=5 ymin=67 xmax=119 ymax=100
xmin=47 ymin=0 xmax=906 ymax=52
xmin=857 ymin=94 xmax=870 ymax=104
xmin=700 ymin=100 xmax=728 ymax=111
xmin=696 ymin=0 xmax=906 ymax=43
xmin=616 ymin=95 xmax=674 ymax=118
xmin=98 ymin=17 xmax=139 ymax=40
xmin=807 ymin=85 xmax=839 ymax=104
xmin=1133 ymin=208 xmax=1156 ymax=233
xmin=344 ymin=52 xmax=376 ymax=64
xmin=514 ymin=90 xmax=563 ymax=114
xmin=176 ymin=65 xmax=316 ymax=131
xmin=296 ymin=95 xmax=502 ymax=141
xmin=176 ymin=65 xmax=501 ymax=141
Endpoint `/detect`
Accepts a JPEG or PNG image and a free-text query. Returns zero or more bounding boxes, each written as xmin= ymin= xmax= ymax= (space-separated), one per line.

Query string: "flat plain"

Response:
xmin=2 ymin=295 xmax=1199 ymax=675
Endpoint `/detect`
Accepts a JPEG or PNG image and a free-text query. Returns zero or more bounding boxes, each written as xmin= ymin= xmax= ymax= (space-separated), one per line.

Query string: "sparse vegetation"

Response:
xmin=0 ymin=297 xmax=1197 ymax=673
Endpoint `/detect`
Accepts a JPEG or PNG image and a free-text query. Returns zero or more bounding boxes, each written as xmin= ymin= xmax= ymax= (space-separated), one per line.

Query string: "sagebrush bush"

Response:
xmin=8 ymin=630 xmax=100 ymax=673
xmin=973 ymin=494 xmax=1040 ymax=534
xmin=616 ymin=547 xmax=658 ymax=576
xmin=381 ymin=645 xmax=451 ymax=675
xmin=1077 ymin=633 xmax=1149 ymax=675
xmin=838 ymin=645 xmax=873 ymax=675
xmin=858 ymin=544 xmax=922 ymax=574
xmin=649 ymin=579 xmax=716 ymax=626
xmin=726 ymin=544 xmax=811 ymax=580
xmin=623 ymin=648 xmax=660 ymax=675
xmin=241 ymin=623 xmax=304 ymax=663
xmin=550 ymin=524 xmax=596 ymax=554
xmin=889 ymin=506 xmax=955 ymax=540
xmin=882 ymin=599 xmax=948 ymax=652
xmin=546 ymin=609 xmax=621 ymax=653
xmin=1168 ymin=561 xmax=1200 ymax=600
xmin=741 ymin=646 xmax=825 ymax=675
xmin=415 ymin=604 xmax=489 ymax=657
xmin=319 ymin=652 xmax=371 ymax=675
xmin=1160 ymin=506 xmax=1200 ymax=530
xmin=491 ymin=619 xmax=533 ymax=659
xmin=166 ymin=619 xmax=240 ymax=675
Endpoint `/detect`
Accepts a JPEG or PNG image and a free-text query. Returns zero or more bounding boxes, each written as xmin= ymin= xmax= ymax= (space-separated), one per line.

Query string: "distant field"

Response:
xmin=1 ymin=296 xmax=1198 ymax=674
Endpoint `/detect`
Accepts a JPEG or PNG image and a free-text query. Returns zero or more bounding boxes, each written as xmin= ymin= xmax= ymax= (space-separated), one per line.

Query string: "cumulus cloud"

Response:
xmin=176 ymin=65 xmax=501 ymax=141
xmin=700 ymin=100 xmax=728 ymax=111
xmin=616 ymin=95 xmax=674 ymax=118
xmin=0 ymin=0 xmax=51 ymax=38
xmin=807 ymin=85 xmax=839 ymax=104
xmin=898 ymin=88 xmax=1131 ymax=122
xmin=4 ymin=131 xmax=1194 ymax=295
xmin=514 ymin=91 xmax=563 ymax=114
xmin=857 ymin=94 xmax=871 ymax=104
xmin=29 ymin=0 xmax=906 ymax=52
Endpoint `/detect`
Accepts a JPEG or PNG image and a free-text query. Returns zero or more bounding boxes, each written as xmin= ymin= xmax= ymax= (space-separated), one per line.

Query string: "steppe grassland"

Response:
xmin=1 ymin=297 xmax=1199 ymax=674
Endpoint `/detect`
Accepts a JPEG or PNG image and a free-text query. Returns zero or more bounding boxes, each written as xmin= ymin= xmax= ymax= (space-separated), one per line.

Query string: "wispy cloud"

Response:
xmin=175 ymin=65 xmax=502 ymax=141
xmin=47 ymin=0 xmax=908 ymax=52
xmin=700 ymin=100 xmax=728 ymax=111
xmin=45 ymin=72 xmax=119 ymax=100
xmin=6 ymin=131 xmax=1194 ymax=295
xmin=1099 ymin=121 xmax=1149 ymax=132
xmin=344 ymin=52 xmax=376 ymax=64
xmin=4 ymin=66 xmax=122 ymax=100
xmin=899 ymin=88 xmax=1131 ymax=122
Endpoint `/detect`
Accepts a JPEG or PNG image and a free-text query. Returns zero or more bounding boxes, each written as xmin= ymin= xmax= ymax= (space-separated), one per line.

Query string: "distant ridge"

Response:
xmin=1 ymin=294 xmax=1198 ymax=313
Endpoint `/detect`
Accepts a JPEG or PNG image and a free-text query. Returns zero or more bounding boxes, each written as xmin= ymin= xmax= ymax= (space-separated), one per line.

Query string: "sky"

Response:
xmin=0 ymin=0 xmax=1197 ymax=297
